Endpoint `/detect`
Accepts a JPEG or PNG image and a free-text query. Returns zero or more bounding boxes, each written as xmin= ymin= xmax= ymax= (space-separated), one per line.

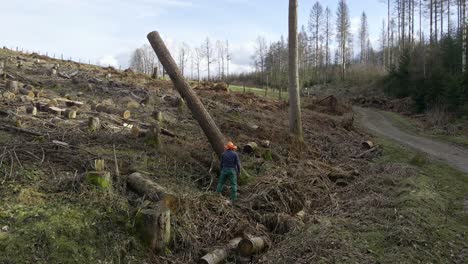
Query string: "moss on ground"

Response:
xmin=354 ymin=139 xmax=468 ymax=263
xmin=0 ymin=184 xmax=147 ymax=264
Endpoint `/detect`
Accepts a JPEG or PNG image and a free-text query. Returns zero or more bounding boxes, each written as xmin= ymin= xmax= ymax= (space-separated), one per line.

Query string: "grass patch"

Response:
xmin=0 ymin=185 xmax=147 ymax=263
xmin=382 ymin=111 xmax=468 ymax=148
xmin=229 ymin=85 xmax=288 ymax=100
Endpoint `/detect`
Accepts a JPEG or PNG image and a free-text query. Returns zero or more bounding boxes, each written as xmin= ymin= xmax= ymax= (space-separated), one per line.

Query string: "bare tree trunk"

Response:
xmin=463 ymin=0 xmax=467 ymax=72
xmin=147 ymin=32 xmax=226 ymax=156
xmin=431 ymin=0 xmax=434 ymax=44
xmin=288 ymin=0 xmax=304 ymax=143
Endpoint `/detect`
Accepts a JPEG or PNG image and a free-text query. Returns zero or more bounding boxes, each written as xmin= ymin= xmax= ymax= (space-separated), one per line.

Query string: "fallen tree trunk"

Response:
xmin=0 ymin=123 xmax=43 ymax=137
xmin=147 ymin=31 xmax=226 ymax=157
xmin=198 ymin=237 xmax=242 ymax=264
xmin=96 ymin=104 xmax=131 ymax=119
xmin=238 ymin=236 xmax=269 ymax=257
xmin=127 ymin=172 xmax=177 ymax=210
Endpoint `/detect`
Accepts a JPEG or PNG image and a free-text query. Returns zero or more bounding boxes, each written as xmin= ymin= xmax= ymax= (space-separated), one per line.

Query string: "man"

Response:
xmin=216 ymin=141 xmax=241 ymax=202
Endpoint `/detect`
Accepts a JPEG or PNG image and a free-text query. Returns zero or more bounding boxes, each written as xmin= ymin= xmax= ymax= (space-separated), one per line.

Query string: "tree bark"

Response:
xmin=96 ymin=104 xmax=131 ymax=119
xmin=288 ymin=0 xmax=304 ymax=143
xmin=237 ymin=236 xmax=269 ymax=257
xmin=128 ymin=172 xmax=178 ymax=210
xmin=147 ymin=31 xmax=226 ymax=157
xmin=198 ymin=237 xmax=242 ymax=264
xmin=135 ymin=204 xmax=171 ymax=254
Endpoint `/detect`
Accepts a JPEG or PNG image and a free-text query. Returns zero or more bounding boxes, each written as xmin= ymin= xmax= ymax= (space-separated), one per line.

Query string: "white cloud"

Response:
xmin=98 ymin=55 xmax=119 ymax=67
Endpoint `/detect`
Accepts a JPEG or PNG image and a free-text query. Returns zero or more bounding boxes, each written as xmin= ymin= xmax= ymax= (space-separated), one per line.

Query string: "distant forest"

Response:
xmin=129 ymin=0 xmax=468 ymax=116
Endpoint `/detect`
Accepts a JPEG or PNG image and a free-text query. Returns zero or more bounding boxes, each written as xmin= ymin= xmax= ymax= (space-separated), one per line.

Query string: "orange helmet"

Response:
xmin=225 ymin=141 xmax=237 ymax=151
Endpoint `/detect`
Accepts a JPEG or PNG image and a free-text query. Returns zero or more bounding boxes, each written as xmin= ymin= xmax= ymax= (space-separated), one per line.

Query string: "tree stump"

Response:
xmin=85 ymin=171 xmax=111 ymax=189
xmin=135 ymin=203 xmax=171 ymax=254
xmin=6 ymin=80 xmax=19 ymax=93
xmin=88 ymin=117 xmax=101 ymax=132
xmin=362 ymin=141 xmax=374 ymax=150
xmin=151 ymin=67 xmax=158 ymax=79
xmin=26 ymin=106 xmax=37 ymax=116
xmin=238 ymin=236 xmax=268 ymax=257
xmin=63 ymin=109 xmax=77 ymax=119
xmin=19 ymin=88 xmax=35 ymax=99
xmin=144 ymin=123 xmax=161 ymax=148
xmin=2 ymin=91 xmax=16 ymax=100
xmin=243 ymin=142 xmax=258 ymax=154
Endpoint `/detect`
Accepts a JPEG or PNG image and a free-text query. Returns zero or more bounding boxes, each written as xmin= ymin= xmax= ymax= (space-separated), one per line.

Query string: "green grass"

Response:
xmin=229 ymin=85 xmax=288 ymax=100
xmin=361 ymin=138 xmax=468 ymax=263
xmin=0 ymin=183 xmax=147 ymax=263
xmin=382 ymin=111 xmax=468 ymax=148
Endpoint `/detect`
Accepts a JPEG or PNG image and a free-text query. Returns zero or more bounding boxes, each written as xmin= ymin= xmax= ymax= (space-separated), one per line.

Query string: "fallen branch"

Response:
xmin=0 ymin=123 xmax=44 ymax=137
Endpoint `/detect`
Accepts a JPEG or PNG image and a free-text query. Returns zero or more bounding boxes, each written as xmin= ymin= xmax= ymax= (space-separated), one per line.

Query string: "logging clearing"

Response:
xmin=0 ymin=16 xmax=467 ymax=263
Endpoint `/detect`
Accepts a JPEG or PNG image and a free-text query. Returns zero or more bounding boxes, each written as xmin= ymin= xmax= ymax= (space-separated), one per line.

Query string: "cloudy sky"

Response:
xmin=0 ymin=0 xmax=388 ymax=73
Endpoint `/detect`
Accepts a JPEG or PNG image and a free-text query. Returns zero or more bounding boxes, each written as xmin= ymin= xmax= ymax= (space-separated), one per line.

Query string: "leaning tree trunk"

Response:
xmin=147 ymin=31 xmax=226 ymax=157
xmin=288 ymin=0 xmax=304 ymax=143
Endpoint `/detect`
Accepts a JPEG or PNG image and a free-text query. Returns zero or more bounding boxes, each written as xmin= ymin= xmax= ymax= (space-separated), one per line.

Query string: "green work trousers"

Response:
xmin=216 ymin=169 xmax=238 ymax=201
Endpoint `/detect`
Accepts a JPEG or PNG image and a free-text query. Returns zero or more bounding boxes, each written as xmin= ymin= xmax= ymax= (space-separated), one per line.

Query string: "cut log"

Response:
xmin=2 ymin=91 xmax=16 ymax=100
xmin=96 ymin=104 xmax=131 ymax=119
xmin=88 ymin=117 xmax=101 ymax=132
xmin=19 ymin=88 xmax=35 ymax=99
xmin=198 ymin=238 xmax=242 ymax=264
xmin=6 ymin=80 xmax=19 ymax=93
xmin=238 ymin=236 xmax=268 ymax=257
xmin=26 ymin=106 xmax=37 ymax=116
xmin=135 ymin=203 xmax=171 ymax=253
xmin=362 ymin=141 xmax=374 ymax=150
xmin=65 ymin=100 xmax=84 ymax=108
xmin=36 ymin=102 xmax=50 ymax=112
xmin=127 ymin=172 xmax=177 ymax=210
xmin=33 ymin=89 xmax=43 ymax=98
xmin=63 ymin=109 xmax=77 ymax=119
xmin=48 ymin=106 xmax=65 ymax=116
xmin=243 ymin=142 xmax=258 ymax=154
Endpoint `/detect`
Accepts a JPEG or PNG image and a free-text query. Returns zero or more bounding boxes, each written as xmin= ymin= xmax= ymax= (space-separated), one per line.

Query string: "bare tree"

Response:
xmin=309 ymin=2 xmax=324 ymax=68
xmin=359 ymin=12 xmax=370 ymax=63
xmin=216 ymin=40 xmax=226 ymax=81
xmin=129 ymin=44 xmax=158 ymax=75
xmin=336 ymin=0 xmax=351 ymax=79
xmin=325 ymin=7 xmax=333 ymax=67
xmin=178 ymin=42 xmax=190 ymax=77
xmin=253 ymin=36 xmax=268 ymax=86
xmin=288 ymin=0 xmax=304 ymax=143
xmin=201 ymin=37 xmax=214 ymax=81
xmin=194 ymin=48 xmax=202 ymax=82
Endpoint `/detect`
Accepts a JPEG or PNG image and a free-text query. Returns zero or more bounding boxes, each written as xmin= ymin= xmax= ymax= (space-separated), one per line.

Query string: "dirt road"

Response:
xmin=355 ymin=107 xmax=468 ymax=173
